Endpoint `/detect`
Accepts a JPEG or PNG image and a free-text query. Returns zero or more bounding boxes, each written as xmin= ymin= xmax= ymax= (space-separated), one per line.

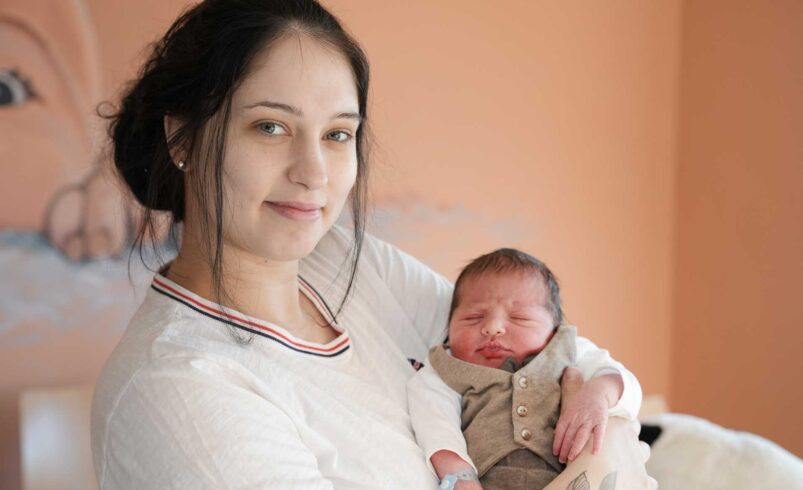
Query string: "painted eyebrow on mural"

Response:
xmin=243 ymin=99 xmax=362 ymax=122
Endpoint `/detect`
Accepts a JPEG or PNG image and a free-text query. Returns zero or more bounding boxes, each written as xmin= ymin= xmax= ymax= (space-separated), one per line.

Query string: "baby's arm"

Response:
xmin=546 ymin=369 xmax=657 ymax=490
xmin=553 ymin=334 xmax=643 ymax=464
xmin=574 ymin=335 xmax=642 ymax=419
xmin=407 ymin=361 xmax=480 ymax=487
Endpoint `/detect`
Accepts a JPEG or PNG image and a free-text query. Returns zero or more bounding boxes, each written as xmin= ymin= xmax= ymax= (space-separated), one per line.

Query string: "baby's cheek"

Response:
xmin=516 ymin=331 xmax=554 ymax=361
xmin=448 ymin=332 xmax=474 ymax=362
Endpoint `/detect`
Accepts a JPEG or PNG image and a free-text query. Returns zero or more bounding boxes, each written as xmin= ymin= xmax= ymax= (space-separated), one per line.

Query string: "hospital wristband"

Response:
xmin=438 ymin=468 xmax=479 ymax=490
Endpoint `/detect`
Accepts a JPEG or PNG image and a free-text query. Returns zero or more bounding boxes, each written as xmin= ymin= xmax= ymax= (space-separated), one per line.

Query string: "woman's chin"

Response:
xmin=244 ymin=219 xmax=330 ymax=262
xmin=255 ymin=239 xmax=319 ymax=263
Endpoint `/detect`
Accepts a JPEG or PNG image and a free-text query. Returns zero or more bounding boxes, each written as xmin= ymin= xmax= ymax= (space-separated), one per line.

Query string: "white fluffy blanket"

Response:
xmin=642 ymin=413 xmax=803 ymax=489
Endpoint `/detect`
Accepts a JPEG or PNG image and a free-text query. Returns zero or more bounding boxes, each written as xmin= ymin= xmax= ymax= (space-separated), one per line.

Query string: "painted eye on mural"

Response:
xmin=0 ymin=69 xmax=35 ymax=107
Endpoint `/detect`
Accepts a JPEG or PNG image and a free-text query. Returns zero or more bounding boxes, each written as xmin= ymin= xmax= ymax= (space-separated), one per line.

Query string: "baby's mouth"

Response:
xmin=476 ymin=343 xmax=511 ymax=357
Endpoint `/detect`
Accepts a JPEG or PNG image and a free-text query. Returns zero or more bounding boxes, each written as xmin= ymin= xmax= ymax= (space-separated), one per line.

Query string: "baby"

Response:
xmin=408 ymin=248 xmax=641 ymax=490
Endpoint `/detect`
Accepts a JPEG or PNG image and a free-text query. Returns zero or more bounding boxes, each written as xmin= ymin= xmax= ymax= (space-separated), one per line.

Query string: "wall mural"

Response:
xmin=0 ymin=0 xmax=147 ymax=390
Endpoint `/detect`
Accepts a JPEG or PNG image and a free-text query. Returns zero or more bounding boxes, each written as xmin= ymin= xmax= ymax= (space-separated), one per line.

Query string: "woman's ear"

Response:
xmin=163 ymin=114 xmax=187 ymax=166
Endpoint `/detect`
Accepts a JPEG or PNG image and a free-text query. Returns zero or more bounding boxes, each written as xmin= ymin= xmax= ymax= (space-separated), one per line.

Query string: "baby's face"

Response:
xmin=448 ymin=271 xmax=556 ymax=369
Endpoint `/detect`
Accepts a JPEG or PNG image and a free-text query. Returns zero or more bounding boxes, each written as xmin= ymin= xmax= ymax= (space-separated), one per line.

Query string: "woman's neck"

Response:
xmin=166 ymin=240 xmax=311 ymax=336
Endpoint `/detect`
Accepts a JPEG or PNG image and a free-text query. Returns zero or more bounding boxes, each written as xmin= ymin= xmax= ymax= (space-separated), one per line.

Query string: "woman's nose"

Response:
xmin=480 ymin=318 xmax=506 ymax=337
xmin=288 ymin=137 xmax=328 ymax=190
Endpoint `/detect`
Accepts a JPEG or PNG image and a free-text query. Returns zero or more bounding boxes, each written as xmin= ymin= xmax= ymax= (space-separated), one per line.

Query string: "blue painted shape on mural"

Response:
xmin=0 ymin=231 xmax=162 ymax=346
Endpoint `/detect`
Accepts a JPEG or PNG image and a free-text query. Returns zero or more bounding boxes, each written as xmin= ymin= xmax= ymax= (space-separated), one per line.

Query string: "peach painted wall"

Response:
xmin=672 ymin=0 xmax=803 ymax=456
xmin=4 ymin=0 xmax=685 ymax=487
xmin=4 ymin=4 xmax=800 ymax=489
xmin=329 ymin=0 xmax=680 ymax=398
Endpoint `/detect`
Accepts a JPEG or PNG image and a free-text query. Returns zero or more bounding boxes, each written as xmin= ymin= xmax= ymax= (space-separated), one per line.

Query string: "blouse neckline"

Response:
xmin=150 ymin=271 xmax=351 ymax=358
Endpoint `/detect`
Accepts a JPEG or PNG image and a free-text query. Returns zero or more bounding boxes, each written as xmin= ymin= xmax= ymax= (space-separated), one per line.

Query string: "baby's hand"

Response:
xmin=430 ymin=450 xmax=483 ymax=490
xmin=552 ymin=368 xmax=621 ymax=464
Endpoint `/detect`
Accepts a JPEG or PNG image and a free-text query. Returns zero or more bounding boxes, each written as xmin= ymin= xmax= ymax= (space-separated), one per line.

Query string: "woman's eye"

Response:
xmin=256 ymin=122 xmax=287 ymax=135
xmin=326 ymin=130 xmax=352 ymax=142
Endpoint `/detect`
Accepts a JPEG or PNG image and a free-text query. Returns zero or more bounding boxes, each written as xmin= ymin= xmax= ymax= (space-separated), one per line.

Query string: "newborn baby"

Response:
xmin=408 ymin=248 xmax=642 ymax=490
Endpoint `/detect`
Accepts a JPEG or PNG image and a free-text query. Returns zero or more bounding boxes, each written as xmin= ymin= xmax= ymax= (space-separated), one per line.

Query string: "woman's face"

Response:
xmin=192 ymin=33 xmax=360 ymax=263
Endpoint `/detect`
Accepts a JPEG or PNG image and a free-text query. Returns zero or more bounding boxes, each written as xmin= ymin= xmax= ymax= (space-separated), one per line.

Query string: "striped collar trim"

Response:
xmin=151 ymin=273 xmax=350 ymax=358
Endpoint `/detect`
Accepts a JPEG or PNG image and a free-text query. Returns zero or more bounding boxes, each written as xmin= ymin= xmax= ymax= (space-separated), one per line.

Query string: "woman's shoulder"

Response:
xmin=92 ymin=288 xmax=253 ymax=423
xmin=309 ymin=223 xmax=385 ymax=264
xmin=302 ymin=224 xmax=391 ymax=294
xmin=309 ymin=224 xmax=427 ymax=280
xmin=90 ymin=291 xmax=279 ymax=486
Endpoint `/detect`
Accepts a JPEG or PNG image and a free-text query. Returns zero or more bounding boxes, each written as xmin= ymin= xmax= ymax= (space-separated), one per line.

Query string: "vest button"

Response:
xmin=518 ymin=376 xmax=528 ymax=388
xmin=521 ymin=428 xmax=532 ymax=440
xmin=516 ymin=405 xmax=528 ymax=417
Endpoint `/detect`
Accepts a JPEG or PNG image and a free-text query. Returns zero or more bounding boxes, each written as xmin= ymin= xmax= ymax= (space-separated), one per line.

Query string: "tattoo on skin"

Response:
xmin=565 ymin=470 xmax=618 ymax=490
xmin=566 ymin=472 xmax=590 ymax=490
xmin=600 ymin=472 xmax=618 ymax=490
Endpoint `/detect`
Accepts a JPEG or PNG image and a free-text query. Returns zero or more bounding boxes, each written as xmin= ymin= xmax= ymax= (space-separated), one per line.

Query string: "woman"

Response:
xmin=91 ymin=1 xmax=655 ymax=488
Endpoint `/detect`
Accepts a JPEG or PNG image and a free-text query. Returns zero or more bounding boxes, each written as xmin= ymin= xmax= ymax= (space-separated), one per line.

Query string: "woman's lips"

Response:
xmin=264 ymin=201 xmax=323 ymax=221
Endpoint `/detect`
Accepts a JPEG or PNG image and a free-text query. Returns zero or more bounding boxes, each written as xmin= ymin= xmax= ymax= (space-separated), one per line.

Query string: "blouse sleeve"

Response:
xmin=359 ymin=230 xmax=454 ymax=347
xmin=95 ymin=356 xmax=335 ymax=490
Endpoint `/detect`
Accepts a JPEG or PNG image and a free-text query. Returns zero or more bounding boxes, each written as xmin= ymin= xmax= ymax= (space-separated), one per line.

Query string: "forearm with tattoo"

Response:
xmin=566 ymin=471 xmax=618 ymax=490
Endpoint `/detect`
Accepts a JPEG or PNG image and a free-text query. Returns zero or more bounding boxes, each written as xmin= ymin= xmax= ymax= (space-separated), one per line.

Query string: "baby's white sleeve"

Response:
xmin=574 ymin=334 xmax=643 ymax=420
xmin=407 ymin=360 xmax=477 ymax=474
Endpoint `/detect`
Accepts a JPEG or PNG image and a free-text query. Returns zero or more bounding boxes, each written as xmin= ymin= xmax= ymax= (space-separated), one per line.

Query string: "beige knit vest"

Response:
xmin=429 ymin=325 xmax=577 ymax=477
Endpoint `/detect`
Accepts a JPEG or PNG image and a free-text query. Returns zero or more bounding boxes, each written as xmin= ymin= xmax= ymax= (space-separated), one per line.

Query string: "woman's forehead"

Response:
xmin=234 ymin=33 xmax=358 ymax=115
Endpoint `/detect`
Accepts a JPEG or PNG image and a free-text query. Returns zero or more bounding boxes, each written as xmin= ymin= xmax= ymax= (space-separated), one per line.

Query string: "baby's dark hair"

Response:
xmin=449 ymin=248 xmax=563 ymax=326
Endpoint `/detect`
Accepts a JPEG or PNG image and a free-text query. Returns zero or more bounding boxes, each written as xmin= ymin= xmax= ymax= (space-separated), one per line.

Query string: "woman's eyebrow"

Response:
xmin=243 ymin=100 xmax=361 ymax=121
xmin=333 ymin=111 xmax=362 ymax=122
xmin=243 ymin=100 xmax=301 ymax=115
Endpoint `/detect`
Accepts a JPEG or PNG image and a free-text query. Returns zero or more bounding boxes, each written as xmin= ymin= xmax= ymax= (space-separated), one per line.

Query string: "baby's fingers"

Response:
xmin=567 ymin=423 xmax=592 ymax=462
xmin=591 ymin=420 xmax=607 ymax=455
xmin=553 ymin=419 xmax=568 ymax=456
xmin=558 ymin=423 xmax=581 ymax=463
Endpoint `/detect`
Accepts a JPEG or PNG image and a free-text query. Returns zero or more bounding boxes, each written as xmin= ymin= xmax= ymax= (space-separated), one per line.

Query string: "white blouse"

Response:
xmin=91 ymin=225 xmax=638 ymax=489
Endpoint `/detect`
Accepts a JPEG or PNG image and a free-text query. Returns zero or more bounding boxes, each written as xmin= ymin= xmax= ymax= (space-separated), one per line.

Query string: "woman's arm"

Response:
xmin=359 ymin=230 xmax=453 ymax=346
xmin=546 ymin=418 xmax=655 ymax=490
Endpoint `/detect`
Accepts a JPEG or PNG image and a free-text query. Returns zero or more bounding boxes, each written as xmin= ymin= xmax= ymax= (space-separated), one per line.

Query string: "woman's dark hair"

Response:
xmin=449 ymin=248 xmax=563 ymax=327
xmin=108 ymin=0 xmax=370 ymax=343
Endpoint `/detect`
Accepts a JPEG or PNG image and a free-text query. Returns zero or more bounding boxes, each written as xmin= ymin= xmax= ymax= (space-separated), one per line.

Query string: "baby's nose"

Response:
xmin=481 ymin=318 xmax=506 ymax=336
